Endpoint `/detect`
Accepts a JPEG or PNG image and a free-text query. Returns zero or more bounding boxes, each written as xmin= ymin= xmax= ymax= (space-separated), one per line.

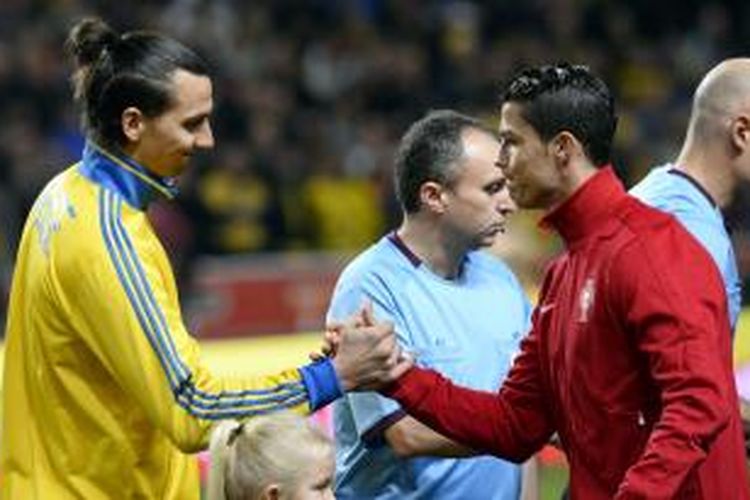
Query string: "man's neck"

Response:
xmin=543 ymin=161 xmax=600 ymax=214
xmin=397 ymin=218 xmax=467 ymax=279
xmin=676 ymin=143 xmax=735 ymax=208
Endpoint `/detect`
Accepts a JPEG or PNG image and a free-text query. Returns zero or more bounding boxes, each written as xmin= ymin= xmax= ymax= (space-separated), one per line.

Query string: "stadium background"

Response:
xmin=2 ymin=0 xmax=750 ymax=497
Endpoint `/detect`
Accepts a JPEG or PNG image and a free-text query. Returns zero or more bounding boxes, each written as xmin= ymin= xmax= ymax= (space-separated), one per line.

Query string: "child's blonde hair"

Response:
xmin=207 ymin=412 xmax=333 ymax=500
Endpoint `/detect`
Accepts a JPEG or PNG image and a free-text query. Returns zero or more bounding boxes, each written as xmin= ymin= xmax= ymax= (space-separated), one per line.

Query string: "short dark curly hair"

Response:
xmin=500 ymin=63 xmax=617 ymax=166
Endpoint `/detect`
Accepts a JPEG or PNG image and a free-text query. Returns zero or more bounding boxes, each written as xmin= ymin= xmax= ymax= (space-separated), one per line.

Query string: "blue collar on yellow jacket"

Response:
xmin=78 ymin=142 xmax=179 ymax=210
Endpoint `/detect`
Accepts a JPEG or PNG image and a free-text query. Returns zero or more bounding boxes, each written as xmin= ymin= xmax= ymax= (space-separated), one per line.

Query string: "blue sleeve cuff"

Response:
xmin=299 ymin=358 xmax=344 ymax=411
xmin=361 ymin=409 xmax=407 ymax=448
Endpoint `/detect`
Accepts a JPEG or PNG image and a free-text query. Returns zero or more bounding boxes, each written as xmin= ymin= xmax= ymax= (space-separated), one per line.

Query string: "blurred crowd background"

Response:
xmin=2 ymin=0 xmax=750 ymax=330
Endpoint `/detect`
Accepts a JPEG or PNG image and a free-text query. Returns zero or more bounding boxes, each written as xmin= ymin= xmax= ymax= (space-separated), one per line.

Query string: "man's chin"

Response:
xmin=473 ymin=233 xmax=501 ymax=249
xmin=163 ymin=162 xmax=189 ymax=178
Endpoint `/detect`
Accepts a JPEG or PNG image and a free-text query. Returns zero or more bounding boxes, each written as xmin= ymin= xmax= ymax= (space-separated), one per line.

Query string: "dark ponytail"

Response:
xmin=66 ymin=17 xmax=118 ymax=68
xmin=65 ymin=18 xmax=118 ymax=104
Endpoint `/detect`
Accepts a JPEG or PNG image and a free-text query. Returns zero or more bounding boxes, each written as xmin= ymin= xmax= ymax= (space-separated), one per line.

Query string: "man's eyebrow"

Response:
xmin=182 ymin=112 xmax=210 ymax=124
xmin=187 ymin=109 xmax=210 ymax=119
xmin=313 ymin=476 xmax=332 ymax=489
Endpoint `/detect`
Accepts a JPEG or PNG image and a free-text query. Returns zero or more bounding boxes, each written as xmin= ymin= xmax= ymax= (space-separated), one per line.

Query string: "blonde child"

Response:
xmin=207 ymin=412 xmax=334 ymax=500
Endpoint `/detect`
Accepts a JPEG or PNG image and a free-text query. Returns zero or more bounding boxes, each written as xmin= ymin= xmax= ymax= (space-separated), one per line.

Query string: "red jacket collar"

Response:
xmin=541 ymin=166 xmax=626 ymax=246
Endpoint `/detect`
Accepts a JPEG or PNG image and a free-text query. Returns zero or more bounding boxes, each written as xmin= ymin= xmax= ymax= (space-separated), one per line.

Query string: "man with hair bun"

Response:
xmin=0 ymin=17 xmax=409 ymax=499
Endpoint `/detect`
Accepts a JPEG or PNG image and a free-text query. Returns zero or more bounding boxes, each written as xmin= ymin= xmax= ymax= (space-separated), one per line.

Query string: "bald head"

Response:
xmin=690 ymin=58 xmax=750 ymax=140
xmin=677 ymin=58 xmax=750 ymax=204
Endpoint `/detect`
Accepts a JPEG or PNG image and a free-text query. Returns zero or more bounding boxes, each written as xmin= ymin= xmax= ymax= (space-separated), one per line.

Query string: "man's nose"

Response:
xmin=497 ymin=191 xmax=517 ymax=215
xmin=196 ymin=123 xmax=214 ymax=149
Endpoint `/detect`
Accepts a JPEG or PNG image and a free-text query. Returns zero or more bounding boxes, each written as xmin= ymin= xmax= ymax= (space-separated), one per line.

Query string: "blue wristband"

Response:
xmin=299 ymin=358 xmax=344 ymax=411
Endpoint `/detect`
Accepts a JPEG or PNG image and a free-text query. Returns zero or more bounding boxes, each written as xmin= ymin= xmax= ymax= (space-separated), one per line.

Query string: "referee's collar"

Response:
xmin=78 ymin=142 xmax=179 ymax=209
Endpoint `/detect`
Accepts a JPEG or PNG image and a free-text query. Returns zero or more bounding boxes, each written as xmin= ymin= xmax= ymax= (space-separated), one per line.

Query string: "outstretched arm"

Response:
xmin=380 ymin=313 xmax=555 ymax=463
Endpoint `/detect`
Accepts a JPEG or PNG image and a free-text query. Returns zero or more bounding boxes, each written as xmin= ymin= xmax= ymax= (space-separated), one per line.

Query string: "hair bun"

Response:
xmin=66 ymin=17 xmax=119 ymax=67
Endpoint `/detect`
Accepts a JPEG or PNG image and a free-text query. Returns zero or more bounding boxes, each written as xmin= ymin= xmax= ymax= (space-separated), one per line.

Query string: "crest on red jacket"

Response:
xmin=578 ymin=277 xmax=596 ymax=323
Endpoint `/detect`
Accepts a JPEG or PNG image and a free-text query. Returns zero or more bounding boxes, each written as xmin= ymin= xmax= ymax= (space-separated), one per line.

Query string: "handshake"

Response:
xmin=310 ymin=302 xmax=414 ymax=392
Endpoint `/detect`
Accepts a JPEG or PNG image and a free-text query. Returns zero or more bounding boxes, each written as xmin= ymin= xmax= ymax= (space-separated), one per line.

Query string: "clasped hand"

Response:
xmin=310 ymin=302 xmax=413 ymax=392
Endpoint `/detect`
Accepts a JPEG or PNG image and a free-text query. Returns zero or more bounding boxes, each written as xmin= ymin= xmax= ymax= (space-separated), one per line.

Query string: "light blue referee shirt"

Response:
xmin=631 ymin=164 xmax=742 ymax=330
xmin=328 ymin=233 xmax=532 ymax=500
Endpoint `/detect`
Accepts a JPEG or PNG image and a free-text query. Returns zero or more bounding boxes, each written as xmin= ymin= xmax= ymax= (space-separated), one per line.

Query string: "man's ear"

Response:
xmin=121 ymin=107 xmax=145 ymax=143
xmin=261 ymin=483 xmax=281 ymax=500
xmin=549 ymin=131 xmax=578 ymax=167
xmin=418 ymin=180 xmax=448 ymax=214
xmin=730 ymin=115 xmax=750 ymax=154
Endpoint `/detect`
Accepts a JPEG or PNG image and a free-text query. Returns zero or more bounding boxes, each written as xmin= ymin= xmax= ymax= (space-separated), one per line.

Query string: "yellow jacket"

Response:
xmin=1 ymin=144 xmax=340 ymax=499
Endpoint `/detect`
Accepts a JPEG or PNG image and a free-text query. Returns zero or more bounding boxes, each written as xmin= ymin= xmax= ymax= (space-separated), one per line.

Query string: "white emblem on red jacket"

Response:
xmin=578 ymin=277 xmax=596 ymax=323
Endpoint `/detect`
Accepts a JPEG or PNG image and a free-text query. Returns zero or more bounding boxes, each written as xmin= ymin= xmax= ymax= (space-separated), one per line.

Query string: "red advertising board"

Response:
xmin=186 ymin=253 xmax=351 ymax=338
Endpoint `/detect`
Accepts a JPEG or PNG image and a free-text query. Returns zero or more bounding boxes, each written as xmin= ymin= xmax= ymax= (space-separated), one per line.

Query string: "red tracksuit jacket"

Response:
xmin=383 ymin=167 xmax=748 ymax=498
